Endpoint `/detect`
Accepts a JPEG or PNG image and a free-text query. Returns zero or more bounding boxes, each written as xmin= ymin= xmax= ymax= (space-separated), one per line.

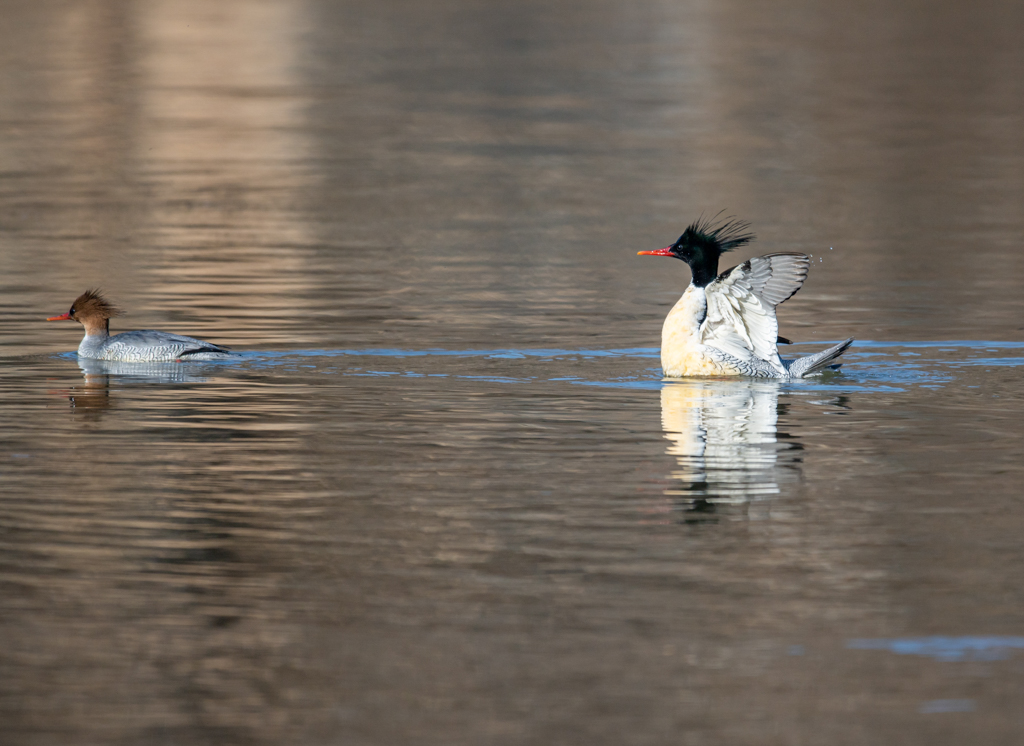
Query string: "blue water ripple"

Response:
xmin=847 ymin=636 xmax=1024 ymax=661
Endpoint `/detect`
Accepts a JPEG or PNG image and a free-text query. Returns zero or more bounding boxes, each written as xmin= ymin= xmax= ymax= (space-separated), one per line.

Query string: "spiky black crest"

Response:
xmin=678 ymin=215 xmax=755 ymax=255
xmin=661 ymin=215 xmax=757 ymax=287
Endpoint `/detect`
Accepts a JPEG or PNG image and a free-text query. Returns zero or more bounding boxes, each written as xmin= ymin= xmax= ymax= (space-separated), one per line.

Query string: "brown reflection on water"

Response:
xmin=5 ymin=366 xmax=325 ymax=744
xmin=133 ymin=0 xmax=319 ymax=347
xmin=0 ymin=0 xmax=321 ymax=354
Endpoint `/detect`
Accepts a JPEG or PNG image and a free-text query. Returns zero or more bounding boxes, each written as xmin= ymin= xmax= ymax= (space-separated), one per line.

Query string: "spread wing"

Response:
xmin=741 ymin=253 xmax=809 ymax=307
xmin=701 ymin=253 xmax=809 ymax=372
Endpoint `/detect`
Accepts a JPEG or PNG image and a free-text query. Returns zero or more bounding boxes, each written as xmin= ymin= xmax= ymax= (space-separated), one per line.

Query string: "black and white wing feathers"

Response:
xmin=699 ymin=253 xmax=810 ymax=373
xmin=742 ymin=253 xmax=810 ymax=307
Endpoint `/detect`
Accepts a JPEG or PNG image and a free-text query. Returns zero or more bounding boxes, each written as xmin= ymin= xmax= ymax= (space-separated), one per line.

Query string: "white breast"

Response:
xmin=660 ymin=286 xmax=732 ymax=376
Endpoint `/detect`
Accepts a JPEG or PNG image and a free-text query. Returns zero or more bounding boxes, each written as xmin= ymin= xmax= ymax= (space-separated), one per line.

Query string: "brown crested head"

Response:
xmin=48 ymin=289 xmax=123 ymax=332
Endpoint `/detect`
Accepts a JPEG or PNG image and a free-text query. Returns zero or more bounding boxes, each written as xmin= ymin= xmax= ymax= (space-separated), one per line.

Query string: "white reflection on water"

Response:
xmin=660 ymin=379 xmax=796 ymax=512
xmin=77 ymin=357 xmax=217 ymax=383
xmin=53 ymin=358 xmax=222 ymax=420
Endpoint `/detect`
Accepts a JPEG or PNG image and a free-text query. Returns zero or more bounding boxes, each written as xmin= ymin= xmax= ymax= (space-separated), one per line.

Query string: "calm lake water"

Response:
xmin=3 ymin=1 xmax=1024 ymax=744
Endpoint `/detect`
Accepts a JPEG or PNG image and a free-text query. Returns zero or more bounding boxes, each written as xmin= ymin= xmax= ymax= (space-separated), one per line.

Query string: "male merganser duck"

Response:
xmin=47 ymin=289 xmax=234 ymax=362
xmin=638 ymin=217 xmax=853 ymax=378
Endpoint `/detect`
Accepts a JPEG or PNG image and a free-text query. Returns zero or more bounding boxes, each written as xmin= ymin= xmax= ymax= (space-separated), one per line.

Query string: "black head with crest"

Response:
xmin=639 ymin=215 xmax=755 ymax=287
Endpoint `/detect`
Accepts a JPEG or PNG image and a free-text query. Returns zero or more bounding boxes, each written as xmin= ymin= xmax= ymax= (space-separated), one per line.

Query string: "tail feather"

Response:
xmin=787 ymin=338 xmax=854 ymax=378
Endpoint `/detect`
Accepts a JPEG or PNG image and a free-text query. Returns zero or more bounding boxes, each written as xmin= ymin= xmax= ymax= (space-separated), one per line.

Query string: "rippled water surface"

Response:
xmin=3 ymin=1 xmax=1024 ymax=744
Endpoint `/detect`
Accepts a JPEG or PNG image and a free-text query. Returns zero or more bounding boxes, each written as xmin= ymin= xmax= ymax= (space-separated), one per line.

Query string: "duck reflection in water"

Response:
xmin=660 ymin=379 xmax=800 ymax=521
xmin=56 ymin=359 xmax=216 ymax=420
xmin=77 ymin=357 xmax=215 ymax=383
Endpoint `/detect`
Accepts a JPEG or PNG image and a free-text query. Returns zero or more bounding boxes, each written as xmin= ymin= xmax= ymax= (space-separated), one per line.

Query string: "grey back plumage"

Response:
xmin=97 ymin=330 xmax=233 ymax=362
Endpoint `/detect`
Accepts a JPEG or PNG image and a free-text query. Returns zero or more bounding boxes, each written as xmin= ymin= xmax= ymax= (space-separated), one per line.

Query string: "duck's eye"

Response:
xmin=69 ymin=307 xmax=75 ymax=315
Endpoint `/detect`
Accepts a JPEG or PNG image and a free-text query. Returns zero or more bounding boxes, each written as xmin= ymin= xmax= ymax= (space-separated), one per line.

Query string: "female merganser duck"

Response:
xmin=638 ymin=217 xmax=853 ymax=378
xmin=47 ymin=289 xmax=234 ymax=362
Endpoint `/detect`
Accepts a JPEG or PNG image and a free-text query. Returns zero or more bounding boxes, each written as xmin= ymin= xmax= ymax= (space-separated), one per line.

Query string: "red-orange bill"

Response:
xmin=637 ymin=247 xmax=674 ymax=257
xmin=46 ymin=313 xmax=72 ymax=321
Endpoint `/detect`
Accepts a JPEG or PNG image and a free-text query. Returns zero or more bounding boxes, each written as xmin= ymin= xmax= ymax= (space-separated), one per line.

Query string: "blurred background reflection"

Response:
xmin=3 ymin=0 xmax=1024 ymax=744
